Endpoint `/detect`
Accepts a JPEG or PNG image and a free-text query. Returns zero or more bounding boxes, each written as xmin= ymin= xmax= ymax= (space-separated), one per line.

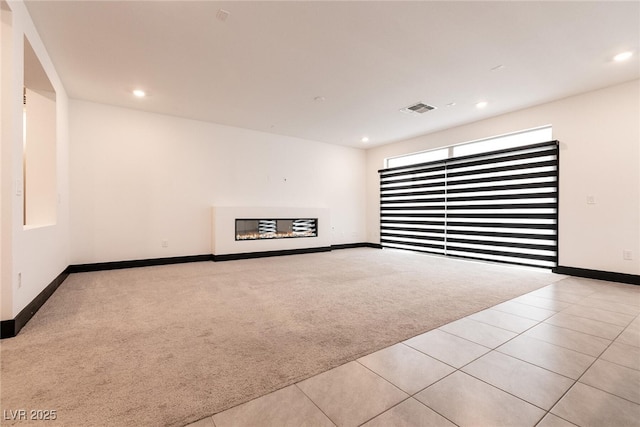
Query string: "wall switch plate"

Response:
xmin=18 ymin=272 xmax=22 ymax=288
xmin=15 ymin=180 xmax=22 ymax=196
xmin=161 ymin=240 xmax=168 ymax=248
xmin=623 ymin=250 xmax=633 ymax=261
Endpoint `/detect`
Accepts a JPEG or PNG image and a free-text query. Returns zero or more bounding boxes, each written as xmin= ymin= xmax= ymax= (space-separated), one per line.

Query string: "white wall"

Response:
xmin=366 ymin=79 xmax=640 ymax=275
xmin=69 ymin=100 xmax=366 ymax=264
xmin=1 ymin=0 xmax=70 ymax=320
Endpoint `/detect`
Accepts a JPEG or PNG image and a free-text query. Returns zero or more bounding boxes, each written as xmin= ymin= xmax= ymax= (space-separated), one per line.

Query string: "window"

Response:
xmin=386 ymin=148 xmax=448 ymax=169
xmin=379 ymin=129 xmax=557 ymax=269
xmin=385 ymin=126 xmax=552 ymax=168
xmin=453 ymin=127 xmax=553 ymax=157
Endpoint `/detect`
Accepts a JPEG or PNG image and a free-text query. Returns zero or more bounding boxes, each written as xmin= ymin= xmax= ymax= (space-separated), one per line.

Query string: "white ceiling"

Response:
xmin=24 ymin=1 xmax=640 ymax=148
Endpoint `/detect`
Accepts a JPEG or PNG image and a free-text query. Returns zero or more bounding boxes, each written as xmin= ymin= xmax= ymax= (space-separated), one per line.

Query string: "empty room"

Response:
xmin=1 ymin=1 xmax=639 ymax=426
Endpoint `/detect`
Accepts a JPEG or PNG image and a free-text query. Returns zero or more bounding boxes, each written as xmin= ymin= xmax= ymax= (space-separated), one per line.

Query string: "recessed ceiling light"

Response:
xmin=361 ymin=136 xmax=369 ymax=143
xmin=446 ymin=102 xmax=457 ymax=107
xmin=314 ymin=96 xmax=326 ymax=102
xmin=613 ymin=51 xmax=633 ymax=62
xmin=476 ymin=101 xmax=488 ymax=109
xmin=133 ymin=89 xmax=146 ymax=98
xmin=490 ymin=65 xmax=505 ymax=71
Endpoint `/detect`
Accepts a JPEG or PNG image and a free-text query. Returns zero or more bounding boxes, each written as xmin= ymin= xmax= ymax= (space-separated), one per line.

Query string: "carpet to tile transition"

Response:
xmin=0 ymin=248 xmax=563 ymax=426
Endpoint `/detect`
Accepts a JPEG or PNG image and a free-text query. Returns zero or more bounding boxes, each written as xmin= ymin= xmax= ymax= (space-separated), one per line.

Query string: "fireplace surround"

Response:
xmin=212 ymin=207 xmax=331 ymax=256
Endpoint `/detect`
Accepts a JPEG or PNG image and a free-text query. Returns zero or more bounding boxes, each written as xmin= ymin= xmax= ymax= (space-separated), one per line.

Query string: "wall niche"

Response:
xmin=23 ymin=36 xmax=56 ymax=227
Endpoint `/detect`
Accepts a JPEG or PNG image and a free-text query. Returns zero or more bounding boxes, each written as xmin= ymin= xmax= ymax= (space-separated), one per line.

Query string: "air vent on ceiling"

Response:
xmin=216 ymin=9 xmax=230 ymax=22
xmin=400 ymin=102 xmax=437 ymax=115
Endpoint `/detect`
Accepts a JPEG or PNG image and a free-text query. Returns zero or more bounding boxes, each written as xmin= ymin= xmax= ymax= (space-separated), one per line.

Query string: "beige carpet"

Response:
xmin=0 ymin=248 xmax=563 ymax=426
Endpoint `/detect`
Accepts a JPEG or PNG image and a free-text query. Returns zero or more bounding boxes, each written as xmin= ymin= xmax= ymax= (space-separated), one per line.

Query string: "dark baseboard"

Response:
xmin=67 ymin=254 xmax=214 ymax=273
xmin=1 ymin=269 xmax=69 ymax=339
xmin=553 ymin=266 xmax=640 ymax=286
xmin=67 ymin=245 xmax=379 ymax=269
xmin=0 ymin=319 xmax=15 ymax=339
xmin=213 ymin=242 xmax=382 ymax=261
xmin=331 ymin=242 xmax=382 ymax=250
xmin=213 ymin=246 xmax=332 ymax=261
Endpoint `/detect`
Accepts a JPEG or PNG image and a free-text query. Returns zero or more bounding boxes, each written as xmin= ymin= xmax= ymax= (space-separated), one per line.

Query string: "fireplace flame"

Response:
xmin=236 ymin=231 xmax=317 ymax=240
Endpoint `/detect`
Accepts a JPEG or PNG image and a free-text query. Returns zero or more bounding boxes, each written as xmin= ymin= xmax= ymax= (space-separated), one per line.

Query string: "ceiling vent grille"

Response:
xmin=400 ymin=102 xmax=437 ymax=115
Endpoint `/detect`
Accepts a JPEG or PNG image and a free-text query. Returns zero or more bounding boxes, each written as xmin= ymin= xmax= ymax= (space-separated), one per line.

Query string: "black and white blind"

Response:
xmin=379 ymin=141 xmax=558 ymax=268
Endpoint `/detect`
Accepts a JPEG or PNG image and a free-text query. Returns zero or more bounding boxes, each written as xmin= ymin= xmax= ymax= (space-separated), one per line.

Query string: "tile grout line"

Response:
xmin=353 ymin=397 xmax=410 ymax=427
xmin=355 ymin=347 xmax=470 ymax=426
xmin=492 ymin=299 xmax=559 ymax=317
xmin=404 ymin=319 xmax=559 ymax=421
xmin=467 ymin=311 xmax=545 ymax=335
xmin=566 ymin=319 xmax=640 ymax=406
xmin=401 ymin=287 xmax=620 ymax=427
xmin=572 ymin=372 xmax=640 ymax=406
xmin=293 ymin=383 xmax=339 ymax=427
xmin=491 ymin=296 xmax=611 ymax=377
xmin=516 ymin=326 xmax=613 ymax=360
xmin=402 ymin=330 xmax=492 ymax=369
xmin=552 ymin=300 xmax=637 ymax=327
xmin=446 ymin=297 xmax=593 ymax=420
xmin=539 ymin=308 xmax=640 ymax=426
xmin=451 ymin=315 xmax=582 ymax=415
xmin=534 ymin=413 xmax=580 ymax=427
xmin=556 ymin=308 xmax=637 ymax=327
xmin=492 ymin=344 xmax=588 ymax=382
xmin=356 ymin=360 xmax=463 ymax=427
xmin=455 ymin=292 xmax=612 ymax=426
xmin=540 ymin=316 xmax=626 ymax=342
xmin=352 ymin=359 xmax=467 ymax=427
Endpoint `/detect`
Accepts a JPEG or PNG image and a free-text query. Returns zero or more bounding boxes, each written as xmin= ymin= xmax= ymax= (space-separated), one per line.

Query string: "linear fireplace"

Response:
xmin=213 ymin=207 xmax=330 ymax=256
xmin=236 ymin=218 xmax=318 ymax=241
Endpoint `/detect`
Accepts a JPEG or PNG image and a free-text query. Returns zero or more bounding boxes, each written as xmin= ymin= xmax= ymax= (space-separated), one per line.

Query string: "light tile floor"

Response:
xmin=187 ymin=277 xmax=640 ymax=427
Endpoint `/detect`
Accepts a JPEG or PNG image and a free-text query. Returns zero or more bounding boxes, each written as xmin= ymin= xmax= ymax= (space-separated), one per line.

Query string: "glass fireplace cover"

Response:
xmin=236 ymin=218 xmax=318 ymax=241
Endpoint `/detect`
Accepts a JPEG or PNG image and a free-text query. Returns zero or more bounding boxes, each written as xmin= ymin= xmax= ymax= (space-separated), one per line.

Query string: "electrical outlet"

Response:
xmin=623 ymin=250 xmax=633 ymax=261
xmin=161 ymin=240 xmax=169 ymax=248
xmin=18 ymin=272 xmax=22 ymax=288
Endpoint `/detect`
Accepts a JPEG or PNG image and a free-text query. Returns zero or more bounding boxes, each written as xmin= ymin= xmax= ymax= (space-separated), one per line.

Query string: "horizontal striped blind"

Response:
xmin=379 ymin=141 xmax=558 ymax=268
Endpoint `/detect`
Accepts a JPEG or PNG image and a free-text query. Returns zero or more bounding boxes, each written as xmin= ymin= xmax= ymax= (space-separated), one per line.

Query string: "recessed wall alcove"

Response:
xmin=23 ymin=36 xmax=57 ymax=228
